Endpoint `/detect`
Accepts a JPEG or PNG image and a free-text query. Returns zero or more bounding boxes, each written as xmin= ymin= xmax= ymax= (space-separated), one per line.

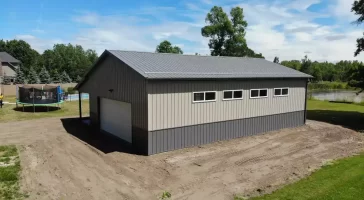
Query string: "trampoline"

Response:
xmin=16 ymin=85 xmax=64 ymax=112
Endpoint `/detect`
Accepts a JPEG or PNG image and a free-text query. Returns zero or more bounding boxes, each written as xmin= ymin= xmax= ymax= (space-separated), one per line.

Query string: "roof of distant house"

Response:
xmin=0 ymin=52 xmax=21 ymax=63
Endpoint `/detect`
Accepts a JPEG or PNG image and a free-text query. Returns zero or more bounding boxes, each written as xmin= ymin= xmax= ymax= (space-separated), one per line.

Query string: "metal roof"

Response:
xmin=107 ymin=50 xmax=312 ymax=79
xmin=0 ymin=52 xmax=21 ymax=63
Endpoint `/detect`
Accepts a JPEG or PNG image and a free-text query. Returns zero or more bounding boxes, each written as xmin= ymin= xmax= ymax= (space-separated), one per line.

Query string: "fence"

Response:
xmin=0 ymin=83 xmax=77 ymax=96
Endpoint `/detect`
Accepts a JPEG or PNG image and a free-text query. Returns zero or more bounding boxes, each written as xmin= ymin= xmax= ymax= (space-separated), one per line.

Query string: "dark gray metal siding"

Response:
xmin=147 ymin=110 xmax=305 ymax=155
xmin=78 ymin=54 xmax=148 ymax=151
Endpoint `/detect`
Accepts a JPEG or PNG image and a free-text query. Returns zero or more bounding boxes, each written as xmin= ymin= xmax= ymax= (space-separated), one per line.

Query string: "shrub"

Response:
xmin=67 ymin=87 xmax=77 ymax=94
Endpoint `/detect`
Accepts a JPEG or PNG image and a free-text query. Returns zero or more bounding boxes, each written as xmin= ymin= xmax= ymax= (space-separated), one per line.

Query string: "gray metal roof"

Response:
xmin=0 ymin=52 xmax=20 ymax=63
xmin=107 ymin=50 xmax=311 ymax=79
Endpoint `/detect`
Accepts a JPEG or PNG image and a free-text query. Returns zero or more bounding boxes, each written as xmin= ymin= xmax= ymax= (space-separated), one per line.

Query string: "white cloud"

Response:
xmin=331 ymin=0 xmax=357 ymax=22
xmin=73 ymin=12 xmax=100 ymax=25
xmin=15 ymin=34 xmax=63 ymax=53
xmin=201 ymin=0 xmax=212 ymax=5
xmin=10 ymin=0 xmax=364 ymax=62
xmin=32 ymin=29 xmax=45 ymax=34
xmin=16 ymin=34 xmax=36 ymax=40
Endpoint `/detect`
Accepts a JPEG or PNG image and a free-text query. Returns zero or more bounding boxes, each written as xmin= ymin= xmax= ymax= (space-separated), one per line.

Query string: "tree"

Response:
xmin=42 ymin=44 xmax=98 ymax=81
xmin=76 ymin=75 xmax=82 ymax=83
xmin=1 ymin=76 xmax=11 ymax=85
xmin=310 ymin=62 xmax=323 ymax=82
xmin=38 ymin=66 xmax=51 ymax=84
xmin=60 ymin=71 xmax=72 ymax=83
xmin=27 ymin=67 xmax=40 ymax=84
xmin=201 ymin=6 xmax=263 ymax=58
xmin=155 ymin=40 xmax=183 ymax=54
xmin=273 ymin=57 xmax=279 ymax=63
xmin=300 ymin=55 xmax=312 ymax=74
xmin=352 ymin=0 xmax=364 ymax=56
xmin=281 ymin=60 xmax=301 ymax=70
xmin=50 ymin=69 xmax=61 ymax=83
xmin=15 ymin=66 xmax=26 ymax=84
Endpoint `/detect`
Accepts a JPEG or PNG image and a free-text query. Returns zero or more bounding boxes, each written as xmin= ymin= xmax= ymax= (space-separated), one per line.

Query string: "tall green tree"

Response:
xmin=349 ymin=64 xmax=364 ymax=94
xmin=155 ymin=40 xmax=183 ymax=54
xmin=273 ymin=57 xmax=279 ymax=63
xmin=300 ymin=55 xmax=312 ymax=74
xmin=50 ymin=69 xmax=61 ymax=83
xmin=201 ymin=6 xmax=263 ymax=58
xmin=15 ymin=66 xmax=26 ymax=84
xmin=60 ymin=70 xmax=72 ymax=83
xmin=27 ymin=67 xmax=40 ymax=84
xmin=38 ymin=66 xmax=52 ymax=84
xmin=352 ymin=0 xmax=364 ymax=56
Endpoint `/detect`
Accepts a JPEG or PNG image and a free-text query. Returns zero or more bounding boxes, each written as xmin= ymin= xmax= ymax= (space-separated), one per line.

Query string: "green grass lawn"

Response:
xmin=252 ymin=153 xmax=364 ymax=200
xmin=307 ymin=99 xmax=364 ymax=132
xmin=0 ymin=96 xmax=89 ymax=123
xmin=0 ymin=145 xmax=26 ymax=199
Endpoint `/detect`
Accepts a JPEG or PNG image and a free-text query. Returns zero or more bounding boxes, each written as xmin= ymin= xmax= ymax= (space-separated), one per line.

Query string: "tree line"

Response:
xmin=273 ymin=55 xmax=364 ymax=89
xmin=0 ymin=39 xmax=98 ymax=84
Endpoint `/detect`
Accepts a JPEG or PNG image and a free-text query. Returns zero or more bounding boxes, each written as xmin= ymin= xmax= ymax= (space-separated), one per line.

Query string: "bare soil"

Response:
xmin=0 ymin=118 xmax=363 ymax=200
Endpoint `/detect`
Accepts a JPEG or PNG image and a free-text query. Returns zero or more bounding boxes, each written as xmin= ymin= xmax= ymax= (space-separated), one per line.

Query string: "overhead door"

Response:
xmin=100 ymin=98 xmax=132 ymax=143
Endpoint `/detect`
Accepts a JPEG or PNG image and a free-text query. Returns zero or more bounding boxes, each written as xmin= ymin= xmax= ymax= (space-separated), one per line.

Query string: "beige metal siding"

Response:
xmin=79 ymin=55 xmax=148 ymax=130
xmin=147 ymin=79 xmax=306 ymax=131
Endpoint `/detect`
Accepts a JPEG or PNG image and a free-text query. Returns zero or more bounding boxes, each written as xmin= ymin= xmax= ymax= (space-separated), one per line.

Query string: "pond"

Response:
xmin=311 ymin=90 xmax=364 ymax=103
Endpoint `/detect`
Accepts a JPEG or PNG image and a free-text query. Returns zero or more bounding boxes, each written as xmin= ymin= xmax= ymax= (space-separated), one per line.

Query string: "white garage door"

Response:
xmin=100 ymin=98 xmax=132 ymax=143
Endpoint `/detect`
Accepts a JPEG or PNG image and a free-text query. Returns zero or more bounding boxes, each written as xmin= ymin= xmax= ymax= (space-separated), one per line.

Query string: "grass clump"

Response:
xmin=159 ymin=191 xmax=171 ymax=199
xmin=0 ymin=145 xmax=18 ymax=157
xmin=0 ymin=145 xmax=26 ymax=200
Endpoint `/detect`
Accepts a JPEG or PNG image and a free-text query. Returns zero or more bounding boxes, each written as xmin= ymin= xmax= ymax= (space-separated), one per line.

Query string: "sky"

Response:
xmin=0 ymin=0 xmax=363 ymax=62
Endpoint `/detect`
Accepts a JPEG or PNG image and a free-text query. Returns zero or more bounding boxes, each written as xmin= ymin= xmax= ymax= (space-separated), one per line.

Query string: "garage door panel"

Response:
xmin=100 ymin=98 xmax=132 ymax=143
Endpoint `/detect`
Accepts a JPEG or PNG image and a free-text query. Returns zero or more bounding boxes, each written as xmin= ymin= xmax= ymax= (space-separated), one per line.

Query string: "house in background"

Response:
xmin=0 ymin=52 xmax=21 ymax=84
xmin=76 ymin=50 xmax=312 ymax=155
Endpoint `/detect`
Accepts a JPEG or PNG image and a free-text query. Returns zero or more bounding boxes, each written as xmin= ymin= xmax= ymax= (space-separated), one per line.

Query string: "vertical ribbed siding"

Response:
xmin=148 ymin=110 xmax=305 ymax=155
xmin=78 ymin=55 xmax=148 ymax=131
xmin=147 ymin=79 xmax=306 ymax=131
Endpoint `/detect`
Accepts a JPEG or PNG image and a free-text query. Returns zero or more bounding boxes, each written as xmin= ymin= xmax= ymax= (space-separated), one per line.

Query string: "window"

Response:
xmin=250 ymin=89 xmax=268 ymax=98
xmin=205 ymin=92 xmax=216 ymax=101
xmin=193 ymin=91 xmax=216 ymax=102
xmin=274 ymin=88 xmax=289 ymax=97
xmin=223 ymin=90 xmax=243 ymax=100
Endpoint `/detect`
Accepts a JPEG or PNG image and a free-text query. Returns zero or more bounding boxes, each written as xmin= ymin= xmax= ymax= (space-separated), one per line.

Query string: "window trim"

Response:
xmin=192 ymin=91 xmax=217 ymax=103
xmin=222 ymin=90 xmax=244 ymax=101
xmin=250 ymin=88 xmax=269 ymax=99
xmin=274 ymin=87 xmax=289 ymax=97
